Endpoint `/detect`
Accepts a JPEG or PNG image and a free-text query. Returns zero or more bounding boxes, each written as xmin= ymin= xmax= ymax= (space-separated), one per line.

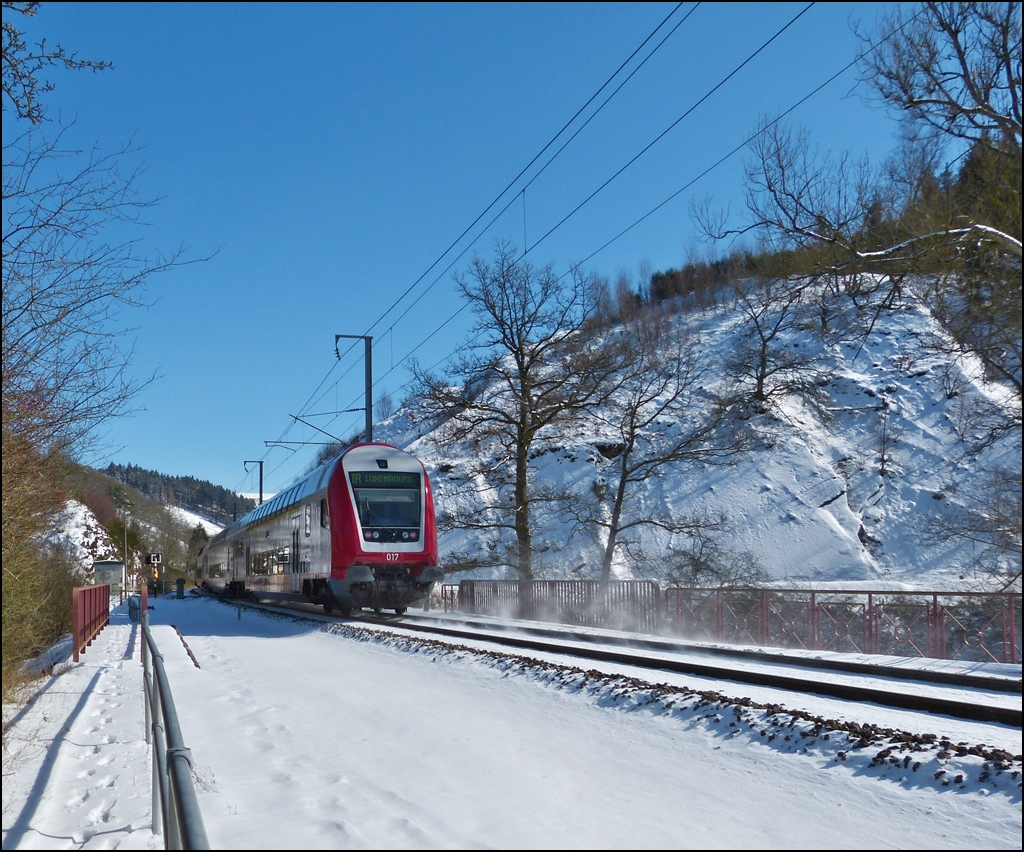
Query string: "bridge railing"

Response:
xmin=440 ymin=583 xmax=460 ymax=612
xmin=72 ymin=583 xmax=111 ymax=662
xmin=447 ymin=580 xmax=1021 ymax=664
xmin=663 ymin=588 xmax=1021 ymax=664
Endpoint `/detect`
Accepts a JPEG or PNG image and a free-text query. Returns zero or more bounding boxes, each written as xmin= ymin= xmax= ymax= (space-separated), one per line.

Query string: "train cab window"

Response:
xmin=349 ymin=471 xmax=421 ymax=536
xmin=320 ymin=498 xmax=330 ymax=529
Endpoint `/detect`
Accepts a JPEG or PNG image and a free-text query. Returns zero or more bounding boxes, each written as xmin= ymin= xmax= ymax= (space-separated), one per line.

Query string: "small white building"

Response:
xmin=91 ymin=560 xmax=124 ymax=590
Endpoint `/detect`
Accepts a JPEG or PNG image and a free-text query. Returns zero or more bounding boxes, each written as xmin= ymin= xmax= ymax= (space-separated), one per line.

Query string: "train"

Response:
xmin=196 ymin=442 xmax=442 ymax=616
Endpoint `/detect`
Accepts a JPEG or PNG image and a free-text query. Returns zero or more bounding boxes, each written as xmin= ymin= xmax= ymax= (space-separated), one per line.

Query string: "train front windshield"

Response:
xmin=349 ymin=471 xmax=421 ymax=540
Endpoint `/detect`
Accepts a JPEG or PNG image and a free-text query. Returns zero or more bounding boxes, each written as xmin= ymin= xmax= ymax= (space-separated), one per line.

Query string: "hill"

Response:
xmin=41 ymin=465 xmax=227 ymax=584
xmin=49 ymin=282 xmax=1018 ymax=594
xmin=375 ymin=278 xmax=1020 ymax=592
xmin=101 ymin=464 xmax=255 ymax=527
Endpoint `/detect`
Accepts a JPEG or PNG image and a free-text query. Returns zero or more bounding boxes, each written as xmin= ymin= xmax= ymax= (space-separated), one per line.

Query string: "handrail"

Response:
xmin=72 ymin=584 xmax=111 ymax=662
xmin=454 ymin=580 xmax=1022 ymax=664
xmin=140 ymin=601 xmax=211 ymax=850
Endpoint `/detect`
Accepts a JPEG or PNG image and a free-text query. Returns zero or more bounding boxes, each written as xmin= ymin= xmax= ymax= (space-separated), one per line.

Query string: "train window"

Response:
xmin=320 ymin=498 xmax=330 ymax=529
xmin=304 ymin=503 xmax=312 ymax=537
xmin=234 ymin=540 xmax=244 ymax=558
xmin=354 ymin=489 xmax=419 ymax=528
xmin=350 ymin=472 xmax=421 ymax=529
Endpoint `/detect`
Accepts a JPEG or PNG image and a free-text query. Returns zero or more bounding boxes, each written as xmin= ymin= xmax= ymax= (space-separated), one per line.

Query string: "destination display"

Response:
xmin=349 ymin=471 xmax=420 ymax=489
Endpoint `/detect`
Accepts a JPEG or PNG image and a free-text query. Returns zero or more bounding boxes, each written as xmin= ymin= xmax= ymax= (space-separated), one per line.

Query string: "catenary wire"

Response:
xmin=252 ymin=2 xmax=921 ymax=490
xmin=237 ymin=3 xmax=695 ymax=494
xmin=322 ymin=8 xmax=927 ymax=449
xmin=306 ymin=3 xmax=818 ymax=452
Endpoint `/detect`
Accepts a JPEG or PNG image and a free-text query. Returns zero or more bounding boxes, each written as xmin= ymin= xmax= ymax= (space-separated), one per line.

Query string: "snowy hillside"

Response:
xmin=47 ymin=284 xmax=1015 ymax=593
xmin=44 ymin=501 xmax=223 ymax=582
xmin=375 ymin=281 xmax=1020 ymax=592
xmin=41 ymin=501 xmax=121 ymax=578
xmin=167 ymin=506 xmax=223 ymax=537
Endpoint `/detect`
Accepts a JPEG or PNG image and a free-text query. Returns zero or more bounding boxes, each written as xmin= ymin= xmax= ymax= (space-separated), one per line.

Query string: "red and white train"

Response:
xmin=196 ymin=442 xmax=441 ymax=616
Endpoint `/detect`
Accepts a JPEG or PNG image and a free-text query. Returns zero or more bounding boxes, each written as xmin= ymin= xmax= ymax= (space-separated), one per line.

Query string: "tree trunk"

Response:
xmin=514 ymin=422 xmax=533 ymax=581
xmin=600 ymin=455 xmax=631 ymax=583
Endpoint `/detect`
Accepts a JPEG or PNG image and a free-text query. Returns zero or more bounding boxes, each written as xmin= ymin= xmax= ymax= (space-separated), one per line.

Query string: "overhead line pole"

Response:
xmin=244 ymin=460 xmax=264 ymax=505
xmin=335 ymin=334 xmax=373 ymax=443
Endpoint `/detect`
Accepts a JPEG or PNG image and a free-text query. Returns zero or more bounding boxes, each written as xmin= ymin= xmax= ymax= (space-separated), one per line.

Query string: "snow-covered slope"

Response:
xmin=41 ymin=500 xmax=121 ymax=578
xmin=43 ymin=501 xmax=223 ymax=582
xmin=47 ymin=285 xmax=1015 ymax=593
xmin=375 ymin=282 xmax=1020 ymax=591
xmin=167 ymin=506 xmax=223 ymax=537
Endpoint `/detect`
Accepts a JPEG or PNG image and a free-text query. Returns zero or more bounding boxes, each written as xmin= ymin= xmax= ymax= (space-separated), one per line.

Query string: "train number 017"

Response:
xmin=386 ymin=552 xmax=401 ymax=562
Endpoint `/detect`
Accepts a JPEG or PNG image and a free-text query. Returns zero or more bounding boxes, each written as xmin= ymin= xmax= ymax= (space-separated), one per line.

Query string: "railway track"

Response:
xmin=369 ymin=611 xmax=1021 ymax=727
xmin=216 ymin=595 xmax=1023 ymax=728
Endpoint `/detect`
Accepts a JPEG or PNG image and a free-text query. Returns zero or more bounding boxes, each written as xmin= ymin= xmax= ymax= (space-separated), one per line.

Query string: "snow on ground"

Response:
xmin=2 ymin=594 xmax=1020 ymax=850
xmin=6 ymin=283 xmax=1020 ymax=849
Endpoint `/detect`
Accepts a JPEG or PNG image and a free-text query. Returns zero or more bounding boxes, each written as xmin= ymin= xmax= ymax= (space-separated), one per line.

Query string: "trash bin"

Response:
xmin=176 ymin=577 xmax=185 ymax=599
xmin=128 ymin=595 xmax=141 ymax=623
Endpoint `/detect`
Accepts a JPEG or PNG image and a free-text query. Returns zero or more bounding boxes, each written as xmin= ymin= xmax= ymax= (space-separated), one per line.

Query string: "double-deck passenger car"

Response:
xmin=197 ymin=442 xmax=441 ymax=616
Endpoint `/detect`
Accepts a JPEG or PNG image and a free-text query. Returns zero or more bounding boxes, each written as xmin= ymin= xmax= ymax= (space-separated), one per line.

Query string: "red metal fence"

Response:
xmin=72 ymin=583 xmax=111 ymax=662
xmin=455 ymin=580 xmax=662 ymax=633
xmin=445 ymin=581 xmax=1022 ymax=664
xmin=664 ymin=588 xmax=1021 ymax=665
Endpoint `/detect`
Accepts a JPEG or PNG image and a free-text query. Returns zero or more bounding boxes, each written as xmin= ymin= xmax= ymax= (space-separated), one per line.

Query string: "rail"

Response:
xmin=448 ymin=581 xmax=1022 ymax=664
xmin=140 ymin=592 xmax=211 ymax=850
xmin=72 ymin=583 xmax=111 ymax=662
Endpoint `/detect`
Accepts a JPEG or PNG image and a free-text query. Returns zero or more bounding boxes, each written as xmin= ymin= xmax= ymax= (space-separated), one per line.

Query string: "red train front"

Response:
xmin=326 ymin=442 xmax=441 ymax=615
xmin=196 ymin=442 xmax=441 ymax=616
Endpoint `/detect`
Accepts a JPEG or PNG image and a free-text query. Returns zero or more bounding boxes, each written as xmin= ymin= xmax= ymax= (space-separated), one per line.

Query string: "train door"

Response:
xmin=291 ymin=528 xmax=300 ymax=593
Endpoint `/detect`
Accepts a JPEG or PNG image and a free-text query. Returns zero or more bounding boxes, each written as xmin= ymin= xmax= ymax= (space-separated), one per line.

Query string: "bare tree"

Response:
xmin=858 ymin=1 xmax=1021 ymax=159
xmin=713 ymin=2 xmax=1022 ymax=338
xmin=725 ymin=276 xmax=832 ymax=411
xmin=2 ymin=127 xmax=190 ymax=457
xmin=736 ymin=2 xmax=1022 ymax=268
xmin=709 ymin=3 xmax=1021 ymax=589
xmin=923 ymin=467 xmax=1022 ymax=588
xmin=565 ymin=313 xmax=744 ymax=582
xmin=875 ymin=398 xmax=903 ymax=477
xmin=3 ymin=1 xmax=110 ymax=125
xmin=375 ymin=387 xmax=395 ymax=422
xmin=2 ymin=2 xmax=200 ymax=697
xmin=414 ymin=241 xmax=620 ymax=580
xmin=661 ymin=518 xmax=768 ymax=588
xmin=859 ymin=2 xmax=1022 ymax=399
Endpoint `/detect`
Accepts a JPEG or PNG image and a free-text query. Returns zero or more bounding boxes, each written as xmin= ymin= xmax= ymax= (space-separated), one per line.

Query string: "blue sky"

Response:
xmin=11 ymin=2 xmax=906 ymax=495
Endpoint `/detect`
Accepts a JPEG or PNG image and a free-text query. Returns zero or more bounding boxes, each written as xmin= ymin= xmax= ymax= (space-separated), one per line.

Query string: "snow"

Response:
xmin=166 ymin=506 xmax=223 ymax=538
xmin=375 ymin=283 xmax=1021 ymax=590
xmin=5 ymin=283 xmax=1020 ymax=849
xmin=2 ymin=594 xmax=1020 ymax=850
xmin=40 ymin=501 xmax=121 ymax=577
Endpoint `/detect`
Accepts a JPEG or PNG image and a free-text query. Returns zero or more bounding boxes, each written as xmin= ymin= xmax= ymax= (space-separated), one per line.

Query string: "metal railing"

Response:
xmin=446 ymin=581 xmax=1022 ymax=664
xmin=140 ymin=598 xmax=211 ymax=849
xmin=456 ymin=580 xmax=662 ymax=633
xmin=441 ymin=583 xmax=460 ymax=612
xmin=72 ymin=583 xmax=111 ymax=662
xmin=664 ymin=588 xmax=1021 ymax=664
